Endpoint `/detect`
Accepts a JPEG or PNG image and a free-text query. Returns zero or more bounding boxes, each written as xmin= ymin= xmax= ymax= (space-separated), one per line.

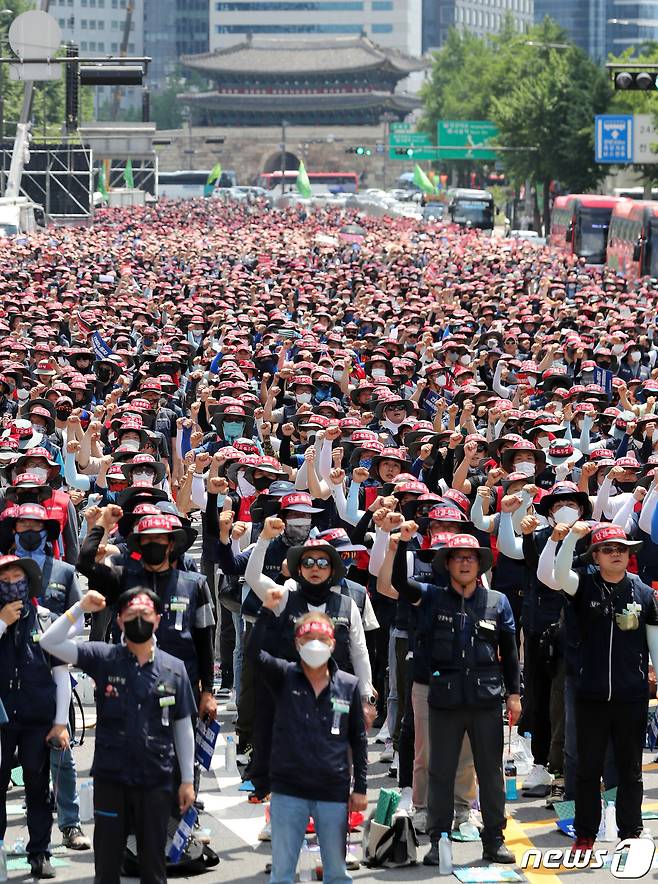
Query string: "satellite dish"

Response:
xmin=9 ymin=10 xmax=62 ymax=58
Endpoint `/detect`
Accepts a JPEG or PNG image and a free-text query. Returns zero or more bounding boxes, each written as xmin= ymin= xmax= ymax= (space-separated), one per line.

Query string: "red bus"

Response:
xmin=549 ymin=194 xmax=620 ymax=265
xmin=606 ymin=198 xmax=658 ymax=280
xmin=257 ymin=170 xmax=359 ymax=195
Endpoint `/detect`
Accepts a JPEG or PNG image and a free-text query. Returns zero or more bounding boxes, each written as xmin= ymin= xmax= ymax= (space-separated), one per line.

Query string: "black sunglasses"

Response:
xmin=300 ymin=556 xmax=331 ymax=569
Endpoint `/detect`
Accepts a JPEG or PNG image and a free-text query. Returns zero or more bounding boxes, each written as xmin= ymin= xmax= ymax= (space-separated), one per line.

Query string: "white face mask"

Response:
xmin=31 ymin=424 xmax=44 ymax=436
xmin=447 ymin=352 xmax=459 ymax=363
xmin=514 ymin=460 xmax=536 ymax=477
xmin=552 ymin=505 xmax=579 ymax=527
xmin=630 ymin=350 xmax=641 ymax=363
xmin=536 ymin=435 xmax=550 ymax=448
xmin=436 ymin=374 xmax=447 ymax=387
xmin=487 ymin=338 xmax=498 ymax=348
xmin=27 ymin=466 xmax=48 ymax=482
xmin=527 ymin=376 xmax=537 ymax=388
xmin=382 ymin=418 xmax=401 ymax=433
xmin=611 ymin=343 xmax=624 ymax=356
xmin=121 ymin=438 xmax=140 ymax=451
xmin=237 ymin=474 xmax=256 ymax=497
xmin=371 ymin=367 xmax=386 ymax=378
xmin=459 ymin=354 xmax=471 ymax=366
xmin=333 ymin=370 xmax=344 ymax=382
xmin=133 ymin=470 xmax=155 ymax=485
xmin=296 ymin=392 xmax=312 ymax=405
xmin=297 ymin=639 xmax=332 ymax=668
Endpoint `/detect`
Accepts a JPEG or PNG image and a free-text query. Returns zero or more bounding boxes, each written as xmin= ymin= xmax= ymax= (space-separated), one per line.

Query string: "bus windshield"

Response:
xmin=450 ymin=198 xmax=493 ymax=229
xmin=577 ymin=207 xmax=611 ymax=263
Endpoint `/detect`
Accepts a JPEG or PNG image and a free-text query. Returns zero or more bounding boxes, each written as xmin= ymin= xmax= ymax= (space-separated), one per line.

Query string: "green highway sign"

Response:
xmin=389 ymin=122 xmax=435 ymax=160
xmin=436 ymin=120 xmax=499 ymax=160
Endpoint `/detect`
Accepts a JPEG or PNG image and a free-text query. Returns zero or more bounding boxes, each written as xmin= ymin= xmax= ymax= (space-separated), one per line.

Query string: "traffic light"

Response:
xmin=79 ymin=65 xmax=144 ymax=86
xmin=345 ymin=146 xmax=372 ymax=156
xmin=613 ymin=70 xmax=658 ymax=90
xmin=394 ymin=147 xmax=414 ymax=157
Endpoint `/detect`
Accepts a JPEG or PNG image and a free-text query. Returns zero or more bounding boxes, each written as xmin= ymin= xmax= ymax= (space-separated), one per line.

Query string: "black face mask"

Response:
xmin=253 ymin=475 xmax=272 ymax=492
xmin=123 ymin=616 xmax=155 ymax=643
xmin=16 ymin=529 xmax=45 ymax=551
xmin=299 ymin=576 xmax=333 ymax=606
xmin=416 ymin=516 xmax=430 ymax=535
xmin=56 ymin=408 xmax=72 ymax=421
xmin=616 ymin=481 xmax=636 ymax=493
xmin=140 ymin=542 xmax=169 ymax=566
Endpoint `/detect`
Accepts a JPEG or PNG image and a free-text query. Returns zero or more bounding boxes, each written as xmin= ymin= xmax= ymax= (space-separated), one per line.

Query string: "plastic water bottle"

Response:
xmin=504 ymin=759 xmax=518 ymax=800
xmin=298 ymin=841 xmax=313 ymax=882
xmin=225 ymin=736 xmax=238 ymax=773
xmin=597 ymin=799 xmax=606 ymax=840
xmin=603 ymin=801 xmax=617 ymax=842
xmin=439 ymin=832 xmax=452 ymax=875
xmin=79 ymin=780 xmax=94 ymax=822
xmin=0 ymin=840 xmax=8 ymax=882
xmin=11 ymin=836 xmax=25 ymax=856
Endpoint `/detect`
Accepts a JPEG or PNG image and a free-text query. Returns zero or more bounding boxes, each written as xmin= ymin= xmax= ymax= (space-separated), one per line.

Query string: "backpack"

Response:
xmin=362 ymin=814 xmax=418 ymax=868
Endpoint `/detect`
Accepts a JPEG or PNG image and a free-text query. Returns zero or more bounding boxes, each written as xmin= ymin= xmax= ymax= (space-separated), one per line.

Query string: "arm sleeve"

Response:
xmin=471 ymin=493 xmax=495 ymax=533
xmin=191 ymin=474 xmax=208 ymax=511
xmin=511 ymin=490 xmax=533 ymax=533
xmin=612 ymin=493 xmax=638 ymax=533
xmin=62 ymin=501 xmax=80 ymax=565
xmin=77 ymin=526 xmax=123 ymax=600
xmin=368 ymin=528 xmax=389 ymax=577
xmin=38 ymin=603 xmax=82 ymax=664
xmin=294 ymin=457 xmax=309 ymax=491
xmin=579 ymin=413 xmax=593 ymax=456
xmin=497 ymin=511 xmax=524 ymax=560
xmin=499 ymin=631 xmax=521 ymax=696
xmin=52 ymin=665 xmax=72 ymax=725
xmin=346 ymin=480 xmax=365 ymax=525
xmin=553 ymin=532 xmax=581 ymax=596
xmin=647 ymin=624 xmax=658 ymax=672
xmin=173 ymin=717 xmax=195 ymax=783
xmin=348 ymin=687 xmax=368 ymax=795
xmin=318 ymin=437 xmax=333 ymax=482
xmin=391 ymin=539 xmax=422 ymax=605
xmin=348 ymin=600 xmax=373 ymax=696
xmin=592 ymin=475 xmax=613 ymax=522
xmin=331 ymin=479 xmax=351 ymax=523
xmin=192 ymin=626 xmax=214 ymax=694
xmin=64 ymin=450 xmax=91 ymax=491
xmin=244 ymin=537 xmax=280 ymax=600
xmin=246 ymin=607 xmax=291 ymax=691
xmin=640 ymin=484 xmax=658 ymax=535
xmin=537 ymin=538 xmax=562 ymax=590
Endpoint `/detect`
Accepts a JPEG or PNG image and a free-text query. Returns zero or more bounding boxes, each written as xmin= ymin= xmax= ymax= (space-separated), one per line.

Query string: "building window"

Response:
xmin=111 ymin=41 xmax=118 ymax=51
xmin=89 ymin=40 xmax=96 ymax=50
xmin=98 ymin=19 xmax=104 ymax=28
xmin=81 ymin=18 xmax=87 ymax=28
xmin=81 ymin=40 xmax=88 ymax=49
xmin=372 ymin=22 xmax=393 ymax=33
xmin=89 ymin=19 xmax=96 ymax=28
xmin=215 ymin=1 xmax=364 ymax=8
xmin=372 ymin=0 xmax=392 ymax=8
xmin=217 ymin=23 xmax=365 ymax=33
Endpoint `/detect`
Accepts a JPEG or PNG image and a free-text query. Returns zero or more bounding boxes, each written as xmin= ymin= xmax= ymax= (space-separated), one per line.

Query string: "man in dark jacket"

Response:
xmin=249 ymin=587 xmax=368 ymax=884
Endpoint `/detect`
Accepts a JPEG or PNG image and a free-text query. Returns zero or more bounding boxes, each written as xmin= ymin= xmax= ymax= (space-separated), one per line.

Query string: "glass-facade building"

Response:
xmin=144 ymin=0 xmax=209 ymax=90
xmin=422 ymin=0 xmax=534 ymax=52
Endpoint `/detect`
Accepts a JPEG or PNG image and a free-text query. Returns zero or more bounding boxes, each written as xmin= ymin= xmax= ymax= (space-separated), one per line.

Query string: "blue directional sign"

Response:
xmin=595 ymin=115 xmax=633 ymax=164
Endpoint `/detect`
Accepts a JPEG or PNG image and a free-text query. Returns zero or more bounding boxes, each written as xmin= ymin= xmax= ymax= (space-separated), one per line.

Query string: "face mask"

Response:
xmin=383 ymin=418 xmax=402 ymax=433
xmin=333 ymin=370 xmax=344 ymax=382
xmin=0 ymin=576 xmax=30 ymax=605
xmin=284 ymin=517 xmax=312 ymax=545
xmin=16 ymin=528 xmax=47 ymax=553
xmin=359 ymin=457 xmax=372 ymax=470
xmin=514 ymin=460 xmax=536 ymax=477
xmin=315 ymin=388 xmax=330 ymax=402
xmin=237 ymin=475 xmax=256 ymax=497
xmin=551 ymin=505 xmax=579 ymax=527
xmin=611 ymin=343 xmax=624 ymax=356
xmin=31 ymin=424 xmax=45 ymax=436
xmin=297 ymin=639 xmax=332 ymax=668
xmin=139 ymin=542 xmax=169 ymax=566
xmin=459 ymin=354 xmax=471 ymax=366
xmin=123 ymin=616 xmax=155 ymax=644
xmin=535 ymin=435 xmax=550 ymax=448
xmin=253 ymin=475 xmax=271 ymax=491
xmin=526 ymin=376 xmax=537 ymax=388
xmin=223 ymin=421 xmax=245 ymax=441
xmin=56 ymin=408 xmax=71 ymax=421
xmin=447 ymin=352 xmax=459 ymax=363
xmin=296 ymin=393 xmax=312 ymax=405
xmin=630 ymin=350 xmax=641 ymax=363
xmin=436 ymin=374 xmax=447 ymax=387
xmin=27 ymin=466 xmax=48 ymax=482
xmin=371 ymin=368 xmax=386 ymax=378
xmin=616 ymin=480 xmax=635 ymax=493
xmin=133 ymin=470 xmax=155 ymax=485
xmin=121 ymin=438 xmax=140 ymax=452
xmin=487 ymin=338 xmax=498 ymax=348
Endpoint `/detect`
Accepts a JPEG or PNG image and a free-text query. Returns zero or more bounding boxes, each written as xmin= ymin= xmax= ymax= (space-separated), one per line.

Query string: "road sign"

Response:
xmin=436 ymin=120 xmax=498 ymax=160
xmin=594 ymin=115 xmax=633 ymax=164
xmin=8 ymin=10 xmax=62 ymax=81
xmin=389 ymin=122 xmax=434 ymax=161
xmin=632 ymin=114 xmax=658 ymax=164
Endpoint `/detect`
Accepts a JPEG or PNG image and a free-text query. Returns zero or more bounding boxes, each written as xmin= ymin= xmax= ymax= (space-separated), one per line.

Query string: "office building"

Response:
xmin=210 ymin=0 xmax=423 ymax=58
xmin=423 ymin=0 xmax=534 ymax=52
xmin=144 ymin=0 xmax=210 ymax=91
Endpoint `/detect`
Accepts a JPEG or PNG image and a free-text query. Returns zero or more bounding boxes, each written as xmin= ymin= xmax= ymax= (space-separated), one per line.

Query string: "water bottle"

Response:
xmin=439 ymin=832 xmax=452 ymax=876
xmin=298 ymin=840 xmax=313 ymax=882
xmin=504 ymin=758 xmax=518 ymax=800
xmin=0 ymin=840 xmax=7 ymax=882
xmin=12 ymin=836 xmax=25 ymax=856
xmin=79 ymin=780 xmax=94 ymax=822
xmin=603 ymin=801 xmax=617 ymax=842
xmin=597 ymin=799 xmax=606 ymax=840
xmin=225 ymin=735 xmax=237 ymax=773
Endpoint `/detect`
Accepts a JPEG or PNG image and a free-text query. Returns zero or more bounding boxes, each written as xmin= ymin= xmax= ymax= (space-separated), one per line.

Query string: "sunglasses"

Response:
xmin=300 ymin=556 xmax=331 ymax=569
xmin=597 ymin=544 xmax=629 ymax=555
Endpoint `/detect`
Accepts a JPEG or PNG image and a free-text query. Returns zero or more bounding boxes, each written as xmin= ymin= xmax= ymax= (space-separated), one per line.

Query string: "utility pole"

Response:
xmin=280 ymin=118 xmax=287 ymax=196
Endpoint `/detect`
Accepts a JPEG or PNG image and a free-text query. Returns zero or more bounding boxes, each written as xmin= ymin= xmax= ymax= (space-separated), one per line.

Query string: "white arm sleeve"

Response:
xmin=553 ymin=532 xmax=580 ymax=596
xmin=497 ymin=511 xmax=524 ymax=560
xmin=348 ymin=600 xmax=373 ymax=696
xmin=295 ymin=458 xmax=309 ymax=491
xmin=579 ymin=414 xmax=593 ymax=456
xmin=639 ymin=484 xmax=658 ymax=535
xmin=368 ymin=528 xmax=389 ymax=577
xmin=346 ymin=480 xmax=365 ymax=525
xmin=173 ymin=717 xmax=195 ymax=783
xmin=612 ymin=493 xmax=638 ymax=533
xmin=190 ymin=474 xmax=208 ymax=511
xmin=471 ymin=494 xmax=495 ymax=533
xmin=537 ymin=538 xmax=562 ymax=590
xmin=331 ymin=480 xmax=351 ymax=523
xmin=39 ymin=604 xmax=82 ymax=665
xmin=52 ymin=665 xmax=72 ymax=726
xmin=511 ymin=489 xmax=533 ymax=533
xmin=318 ymin=437 xmax=333 ymax=482
xmin=592 ymin=475 xmax=613 ymax=522
xmin=244 ymin=537 xmax=280 ymax=601
xmin=647 ymin=624 xmax=658 ymax=673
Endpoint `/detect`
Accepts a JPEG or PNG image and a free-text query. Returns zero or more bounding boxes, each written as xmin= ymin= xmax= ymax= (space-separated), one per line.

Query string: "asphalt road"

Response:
xmin=6 ymin=688 xmax=658 ymax=883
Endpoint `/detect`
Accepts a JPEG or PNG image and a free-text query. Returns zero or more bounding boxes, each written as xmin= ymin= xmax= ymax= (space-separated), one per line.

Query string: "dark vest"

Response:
xmin=0 ymin=606 xmax=56 ymax=726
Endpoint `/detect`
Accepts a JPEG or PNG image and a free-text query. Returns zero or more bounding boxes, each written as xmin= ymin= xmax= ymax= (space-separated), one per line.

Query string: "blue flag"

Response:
xmin=91 ymin=331 xmax=114 ymax=361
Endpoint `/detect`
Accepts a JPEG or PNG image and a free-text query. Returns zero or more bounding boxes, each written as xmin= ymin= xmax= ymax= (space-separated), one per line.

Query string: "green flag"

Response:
xmin=204 ymin=162 xmax=222 ymax=197
xmin=296 ymin=161 xmax=312 ymax=198
xmin=123 ymin=159 xmax=134 ymax=189
xmin=97 ymin=165 xmax=108 ymax=200
xmin=413 ymin=163 xmax=435 ymax=195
